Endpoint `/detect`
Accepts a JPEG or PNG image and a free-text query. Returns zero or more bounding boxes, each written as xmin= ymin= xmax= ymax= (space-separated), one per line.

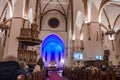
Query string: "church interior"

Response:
xmin=0 ymin=0 xmax=120 ymax=80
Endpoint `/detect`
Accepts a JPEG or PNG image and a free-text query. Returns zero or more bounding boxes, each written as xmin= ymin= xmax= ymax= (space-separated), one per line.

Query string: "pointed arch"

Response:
xmin=41 ymin=33 xmax=65 ymax=67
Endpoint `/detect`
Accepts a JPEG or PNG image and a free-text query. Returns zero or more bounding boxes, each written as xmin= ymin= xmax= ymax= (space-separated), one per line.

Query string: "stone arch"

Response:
xmin=41 ymin=33 xmax=65 ymax=68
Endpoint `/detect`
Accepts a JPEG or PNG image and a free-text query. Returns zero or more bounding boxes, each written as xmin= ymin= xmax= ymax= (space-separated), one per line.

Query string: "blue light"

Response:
xmin=41 ymin=33 xmax=65 ymax=67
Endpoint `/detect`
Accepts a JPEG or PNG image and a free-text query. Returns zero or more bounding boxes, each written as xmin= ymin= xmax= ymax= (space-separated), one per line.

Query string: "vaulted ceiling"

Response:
xmin=0 ymin=0 xmax=120 ymax=33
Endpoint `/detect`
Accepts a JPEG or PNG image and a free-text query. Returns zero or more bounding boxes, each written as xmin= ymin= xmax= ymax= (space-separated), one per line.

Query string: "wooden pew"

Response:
xmin=17 ymin=70 xmax=46 ymax=80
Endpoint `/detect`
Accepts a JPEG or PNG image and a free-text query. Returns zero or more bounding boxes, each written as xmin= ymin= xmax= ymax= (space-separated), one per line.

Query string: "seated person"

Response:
xmin=33 ymin=62 xmax=41 ymax=72
xmin=0 ymin=55 xmax=26 ymax=80
xmin=19 ymin=61 xmax=30 ymax=74
xmin=33 ymin=57 xmax=44 ymax=72
xmin=27 ymin=64 xmax=34 ymax=73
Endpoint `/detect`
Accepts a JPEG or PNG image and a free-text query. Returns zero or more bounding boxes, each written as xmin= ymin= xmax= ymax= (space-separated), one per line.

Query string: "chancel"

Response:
xmin=0 ymin=0 xmax=120 ymax=80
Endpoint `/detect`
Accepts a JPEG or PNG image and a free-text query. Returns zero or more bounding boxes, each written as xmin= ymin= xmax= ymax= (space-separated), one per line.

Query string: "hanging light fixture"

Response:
xmin=105 ymin=29 xmax=115 ymax=40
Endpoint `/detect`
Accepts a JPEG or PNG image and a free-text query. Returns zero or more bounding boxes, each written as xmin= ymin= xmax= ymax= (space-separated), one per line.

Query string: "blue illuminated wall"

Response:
xmin=41 ymin=33 xmax=65 ymax=67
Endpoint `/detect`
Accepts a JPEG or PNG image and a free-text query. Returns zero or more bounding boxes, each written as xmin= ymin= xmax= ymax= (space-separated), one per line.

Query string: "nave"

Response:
xmin=0 ymin=54 xmax=120 ymax=80
xmin=0 ymin=0 xmax=120 ymax=80
xmin=46 ymin=70 xmax=67 ymax=80
xmin=17 ymin=70 xmax=67 ymax=80
xmin=17 ymin=66 xmax=120 ymax=80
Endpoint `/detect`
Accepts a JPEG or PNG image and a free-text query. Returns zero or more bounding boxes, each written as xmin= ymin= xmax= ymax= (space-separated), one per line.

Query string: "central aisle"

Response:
xmin=46 ymin=70 xmax=68 ymax=80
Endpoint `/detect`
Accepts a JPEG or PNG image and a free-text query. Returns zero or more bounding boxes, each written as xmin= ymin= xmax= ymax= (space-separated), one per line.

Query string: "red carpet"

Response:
xmin=49 ymin=72 xmax=65 ymax=80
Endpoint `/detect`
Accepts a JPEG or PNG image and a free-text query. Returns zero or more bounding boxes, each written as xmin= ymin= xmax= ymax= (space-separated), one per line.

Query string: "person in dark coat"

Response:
xmin=0 ymin=55 xmax=26 ymax=80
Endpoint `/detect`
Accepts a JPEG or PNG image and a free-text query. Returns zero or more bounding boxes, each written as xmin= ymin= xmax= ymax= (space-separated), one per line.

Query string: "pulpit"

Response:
xmin=17 ymin=20 xmax=42 ymax=65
